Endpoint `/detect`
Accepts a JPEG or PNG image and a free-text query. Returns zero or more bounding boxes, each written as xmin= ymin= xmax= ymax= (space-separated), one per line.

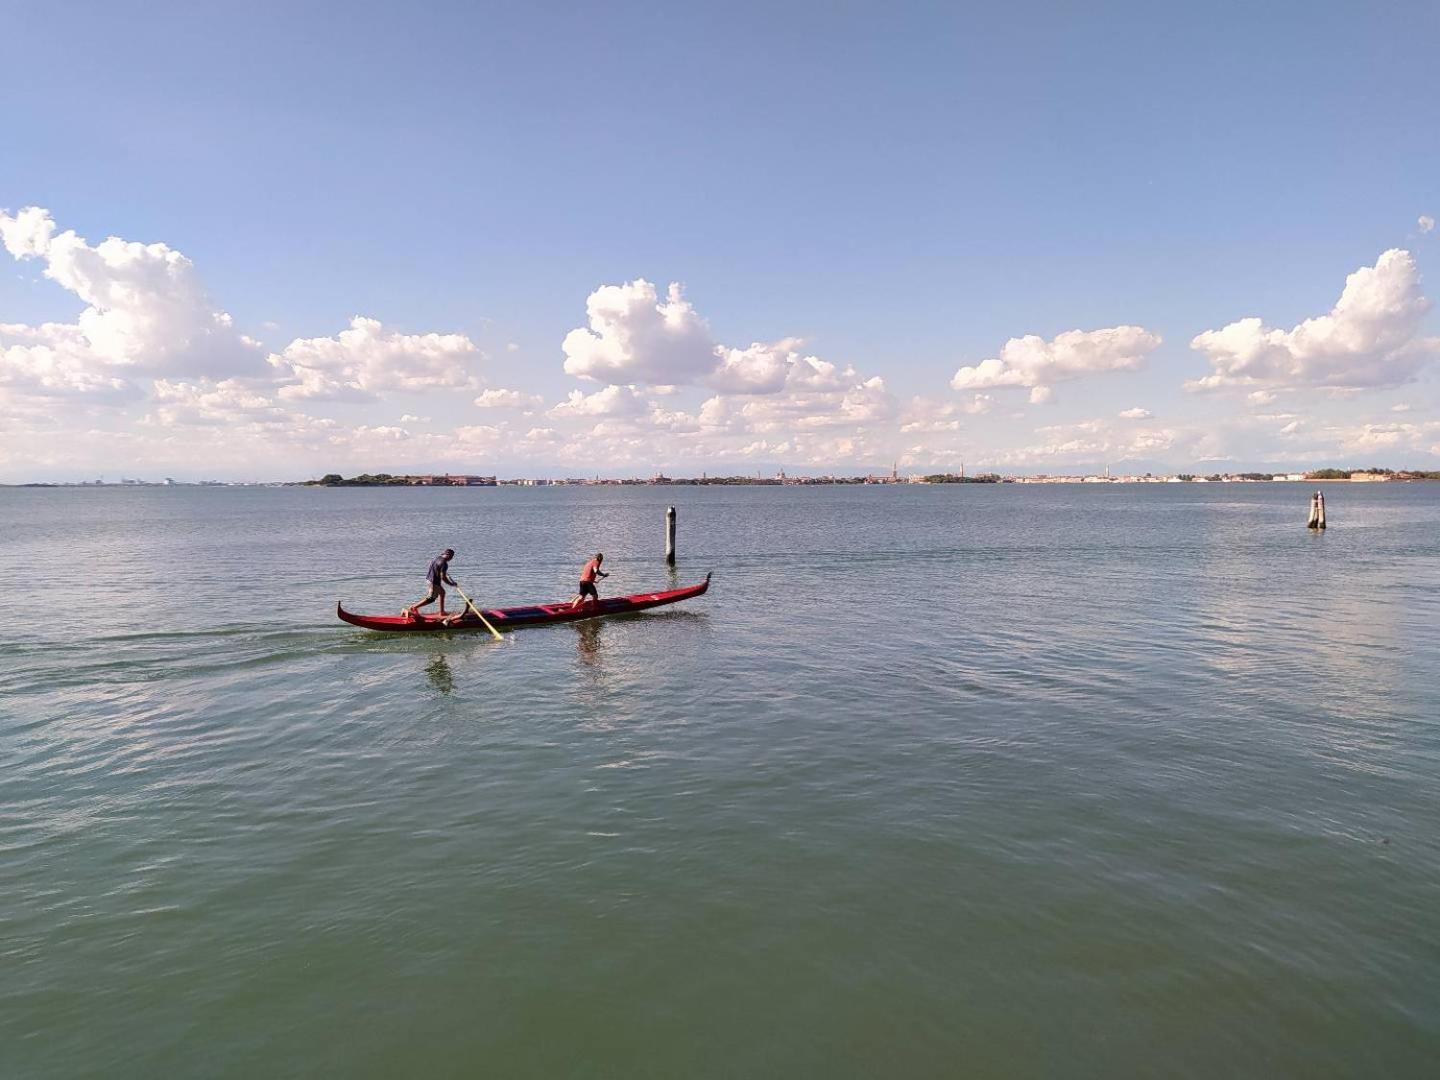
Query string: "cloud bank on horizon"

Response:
xmin=3 ymin=205 xmax=1440 ymax=479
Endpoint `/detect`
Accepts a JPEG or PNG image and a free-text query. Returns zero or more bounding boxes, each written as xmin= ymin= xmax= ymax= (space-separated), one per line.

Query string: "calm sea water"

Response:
xmin=2 ymin=483 xmax=1438 ymax=1078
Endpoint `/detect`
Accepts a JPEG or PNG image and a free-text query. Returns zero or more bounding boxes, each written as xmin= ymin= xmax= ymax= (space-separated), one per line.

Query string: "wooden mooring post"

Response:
xmin=665 ymin=505 xmax=677 ymax=565
xmin=1307 ymin=490 xmax=1327 ymax=530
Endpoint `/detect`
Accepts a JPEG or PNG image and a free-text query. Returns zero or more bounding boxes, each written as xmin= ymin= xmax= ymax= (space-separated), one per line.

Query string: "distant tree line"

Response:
xmin=309 ymin=473 xmax=411 ymax=486
xmin=923 ymin=473 xmax=1002 ymax=484
xmin=1304 ymin=468 xmax=1440 ymax=480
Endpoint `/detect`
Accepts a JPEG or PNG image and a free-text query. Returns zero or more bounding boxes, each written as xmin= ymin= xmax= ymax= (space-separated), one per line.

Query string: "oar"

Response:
xmin=450 ymin=583 xmax=503 ymax=641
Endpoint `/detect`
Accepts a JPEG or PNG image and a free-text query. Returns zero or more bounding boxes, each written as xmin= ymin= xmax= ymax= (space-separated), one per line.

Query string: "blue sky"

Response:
xmin=2 ymin=1 xmax=1438 ymax=479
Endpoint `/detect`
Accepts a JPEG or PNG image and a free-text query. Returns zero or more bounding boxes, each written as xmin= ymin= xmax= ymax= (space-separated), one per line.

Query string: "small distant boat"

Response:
xmin=337 ymin=573 xmax=711 ymax=633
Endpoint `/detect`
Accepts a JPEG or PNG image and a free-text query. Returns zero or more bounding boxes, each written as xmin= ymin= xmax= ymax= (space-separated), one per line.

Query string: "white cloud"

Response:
xmin=473 ymin=388 xmax=543 ymax=410
xmin=1421 ymin=215 xmax=1436 ymax=235
xmin=445 ymin=424 xmax=503 ymax=450
xmin=993 ymin=417 xmax=1183 ymax=466
xmin=710 ymin=338 xmax=853 ymax=395
xmin=541 ymin=277 xmax=907 ymax=467
xmin=0 ymin=206 xmax=265 ymax=398
xmin=951 ymin=326 xmax=1161 ymax=400
xmin=146 ymin=378 xmax=312 ymax=428
xmin=561 ymin=279 xmax=717 ymax=385
xmin=836 ymin=377 xmax=892 ymax=424
xmin=709 ymin=339 xmax=792 ymax=394
xmin=21 ymin=208 xmax=1440 ymax=481
xmin=714 ymin=376 xmax=894 ymax=434
xmin=1334 ymin=420 xmax=1440 ymax=453
xmin=272 ymin=316 xmax=481 ymax=401
xmin=559 ymin=279 xmax=867 ymax=401
xmin=0 ymin=321 xmax=134 ymax=400
xmin=549 ymin=384 xmax=650 ymax=418
xmin=902 ymin=417 xmax=959 ymax=434
xmin=1028 ymin=386 xmax=1054 ymax=405
xmin=964 ymin=393 xmax=995 ymax=415
xmin=900 ymin=393 xmax=993 ymax=433
xmin=1187 ymin=249 xmax=1439 ymax=392
xmin=900 ymin=398 xmax=960 ymax=434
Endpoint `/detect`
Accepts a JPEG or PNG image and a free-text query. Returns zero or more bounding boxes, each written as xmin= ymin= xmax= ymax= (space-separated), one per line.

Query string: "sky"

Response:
xmin=2 ymin=0 xmax=1438 ymax=480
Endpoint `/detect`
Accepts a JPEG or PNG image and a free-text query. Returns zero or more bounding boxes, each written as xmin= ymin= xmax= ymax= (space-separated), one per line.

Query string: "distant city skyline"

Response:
xmin=3 ymin=2 xmax=1439 ymax=482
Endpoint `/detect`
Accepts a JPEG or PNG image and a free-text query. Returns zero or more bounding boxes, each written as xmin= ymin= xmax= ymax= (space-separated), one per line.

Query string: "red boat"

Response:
xmin=336 ymin=573 xmax=710 ymax=632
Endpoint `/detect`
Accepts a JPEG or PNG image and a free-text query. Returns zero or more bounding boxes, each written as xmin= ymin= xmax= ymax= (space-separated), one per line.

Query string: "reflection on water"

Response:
xmin=574 ymin=619 xmax=603 ymax=667
xmin=425 ymin=653 xmax=455 ymax=694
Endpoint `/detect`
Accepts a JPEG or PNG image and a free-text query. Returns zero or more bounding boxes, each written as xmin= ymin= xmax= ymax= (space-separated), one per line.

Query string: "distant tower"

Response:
xmin=960 ymin=459 xmax=965 ymax=480
xmin=892 ymin=460 xmax=898 ymax=481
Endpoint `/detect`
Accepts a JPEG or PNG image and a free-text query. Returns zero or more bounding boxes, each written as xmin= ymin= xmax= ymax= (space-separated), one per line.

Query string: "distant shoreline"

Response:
xmin=7 ymin=471 xmax=1439 ymax=489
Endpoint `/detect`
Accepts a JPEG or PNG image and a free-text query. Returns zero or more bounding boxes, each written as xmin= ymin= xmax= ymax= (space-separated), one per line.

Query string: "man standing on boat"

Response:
xmin=570 ymin=552 xmax=608 ymax=609
xmin=406 ymin=548 xmax=458 ymax=619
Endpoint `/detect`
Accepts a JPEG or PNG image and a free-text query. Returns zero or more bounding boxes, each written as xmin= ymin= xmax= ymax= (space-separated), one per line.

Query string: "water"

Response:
xmin=2 ymin=483 xmax=1438 ymax=1077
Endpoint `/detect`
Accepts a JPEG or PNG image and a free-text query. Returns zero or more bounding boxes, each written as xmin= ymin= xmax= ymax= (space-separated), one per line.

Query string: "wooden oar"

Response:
xmin=450 ymin=583 xmax=503 ymax=640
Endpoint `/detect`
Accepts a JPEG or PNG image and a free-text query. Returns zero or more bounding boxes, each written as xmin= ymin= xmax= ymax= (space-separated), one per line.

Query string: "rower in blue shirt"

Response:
xmin=405 ymin=548 xmax=457 ymax=619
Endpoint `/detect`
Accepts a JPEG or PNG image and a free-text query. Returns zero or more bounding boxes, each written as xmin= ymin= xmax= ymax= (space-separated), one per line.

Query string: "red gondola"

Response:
xmin=337 ymin=573 xmax=710 ymax=632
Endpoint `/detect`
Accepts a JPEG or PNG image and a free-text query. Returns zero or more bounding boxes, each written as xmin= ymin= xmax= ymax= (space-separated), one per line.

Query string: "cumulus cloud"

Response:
xmin=0 ymin=321 xmax=134 ymax=400
xmin=560 ymin=280 xmax=867 ymax=401
xmin=721 ymin=376 xmax=894 ymax=433
xmin=898 ymin=397 xmax=956 ymax=434
xmin=542 ymin=277 xmax=910 ymax=467
xmin=549 ymin=384 xmax=651 ymax=418
xmin=561 ymin=280 xmax=717 ymax=385
xmin=1187 ymin=249 xmax=1439 ymax=392
xmin=146 ymin=378 xmax=317 ymax=428
xmin=964 ymin=393 xmax=995 ymax=415
xmin=708 ymin=339 xmax=791 ymax=394
xmin=0 ymin=206 xmax=266 ymax=403
xmin=710 ymin=338 xmax=853 ymax=395
xmin=1272 ymin=418 xmax=1440 ymax=458
xmin=1118 ymin=407 xmax=1152 ymax=419
xmin=951 ymin=326 xmax=1161 ymax=400
xmin=272 ymin=317 xmax=481 ymax=401
xmin=1421 ymin=216 xmax=1436 ymax=235
xmin=0 ymin=207 xmax=497 ymax=424
xmin=473 ymin=388 xmax=543 ymax=410
xmin=899 ymin=394 xmax=993 ymax=433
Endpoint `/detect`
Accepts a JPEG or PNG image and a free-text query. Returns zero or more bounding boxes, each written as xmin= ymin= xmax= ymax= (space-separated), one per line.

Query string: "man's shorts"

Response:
xmin=421 ymin=581 xmax=444 ymax=602
xmin=577 ymin=581 xmax=599 ymax=600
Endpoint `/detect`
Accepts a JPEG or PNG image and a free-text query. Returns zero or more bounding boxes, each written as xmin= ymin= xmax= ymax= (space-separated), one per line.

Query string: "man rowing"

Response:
xmin=405 ymin=548 xmax=458 ymax=620
xmin=569 ymin=552 xmax=608 ymax=609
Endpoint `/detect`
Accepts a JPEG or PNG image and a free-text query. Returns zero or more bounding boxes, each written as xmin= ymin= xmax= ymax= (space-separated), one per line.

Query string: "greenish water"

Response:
xmin=2 ymin=484 xmax=1438 ymax=1077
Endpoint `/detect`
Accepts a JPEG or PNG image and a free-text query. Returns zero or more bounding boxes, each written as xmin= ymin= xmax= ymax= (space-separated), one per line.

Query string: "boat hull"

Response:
xmin=337 ymin=574 xmax=710 ymax=632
